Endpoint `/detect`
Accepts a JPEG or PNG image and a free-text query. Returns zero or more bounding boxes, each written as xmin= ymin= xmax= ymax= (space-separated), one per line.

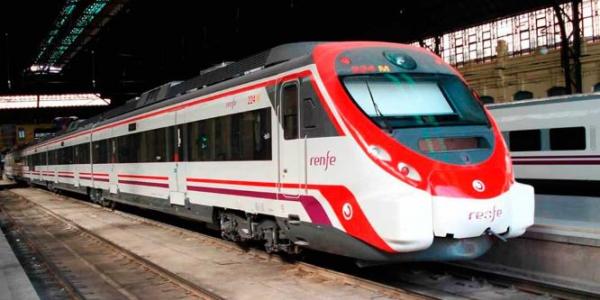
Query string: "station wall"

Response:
xmin=460 ymin=40 xmax=600 ymax=102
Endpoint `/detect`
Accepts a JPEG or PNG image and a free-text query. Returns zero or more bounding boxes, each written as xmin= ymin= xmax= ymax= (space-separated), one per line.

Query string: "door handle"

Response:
xmin=283 ymin=168 xmax=288 ymax=173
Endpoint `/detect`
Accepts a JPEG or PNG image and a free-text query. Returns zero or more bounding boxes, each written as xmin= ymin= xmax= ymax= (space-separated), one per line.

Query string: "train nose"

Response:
xmin=431 ymin=194 xmax=511 ymax=239
xmin=428 ymin=169 xmax=511 ymax=239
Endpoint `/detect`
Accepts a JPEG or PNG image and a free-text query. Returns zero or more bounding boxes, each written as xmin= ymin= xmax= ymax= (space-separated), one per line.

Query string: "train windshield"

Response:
xmin=343 ymin=73 xmax=489 ymax=129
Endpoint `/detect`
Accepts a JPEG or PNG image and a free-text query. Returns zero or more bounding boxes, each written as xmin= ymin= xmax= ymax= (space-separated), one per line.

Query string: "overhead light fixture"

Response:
xmin=0 ymin=93 xmax=110 ymax=109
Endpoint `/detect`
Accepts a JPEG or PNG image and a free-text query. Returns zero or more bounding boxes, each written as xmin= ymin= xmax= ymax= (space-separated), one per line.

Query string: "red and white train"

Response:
xmin=4 ymin=42 xmax=534 ymax=263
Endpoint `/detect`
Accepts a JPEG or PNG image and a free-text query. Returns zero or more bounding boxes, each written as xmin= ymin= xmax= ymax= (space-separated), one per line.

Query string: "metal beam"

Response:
xmin=29 ymin=0 xmax=128 ymax=75
xmin=553 ymin=0 xmax=583 ymax=94
xmin=553 ymin=2 xmax=573 ymax=94
xmin=572 ymin=0 xmax=582 ymax=93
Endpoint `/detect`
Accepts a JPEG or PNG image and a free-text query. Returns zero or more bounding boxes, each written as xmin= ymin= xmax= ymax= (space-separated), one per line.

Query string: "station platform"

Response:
xmin=0 ymin=179 xmax=16 ymax=189
xmin=0 ymin=230 xmax=39 ymax=300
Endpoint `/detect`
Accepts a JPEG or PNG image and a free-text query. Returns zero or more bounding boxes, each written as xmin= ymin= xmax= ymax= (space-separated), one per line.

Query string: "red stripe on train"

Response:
xmin=118 ymin=174 xmax=168 ymax=180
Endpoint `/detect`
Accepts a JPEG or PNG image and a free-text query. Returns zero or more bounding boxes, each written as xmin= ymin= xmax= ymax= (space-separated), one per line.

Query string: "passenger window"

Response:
xmin=282 ymin=82 xmax=299 ymax=140
xmin=48 ymin=150 xmax=57 ymax=165
xmin=550 ymin=127 xmax=586 ymax=150
xmin=143 ymin=128 xmax=167 ymax=162
xmin=92 ymin=140 xmax=109 ymax=164
xmin=302 ymin=98 xmax=317 ymax=129
xmin=509 ymin=130 xmax=541 ymax=151
xmin=78 ymin=143 xmax=90 ymax=164
xmin=187 ymin=108 xmax=271 ymax=161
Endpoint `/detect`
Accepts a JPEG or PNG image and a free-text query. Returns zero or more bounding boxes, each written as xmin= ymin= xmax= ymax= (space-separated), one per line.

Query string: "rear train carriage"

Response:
xmin=488 ymin=93 xmax=600 ymax=195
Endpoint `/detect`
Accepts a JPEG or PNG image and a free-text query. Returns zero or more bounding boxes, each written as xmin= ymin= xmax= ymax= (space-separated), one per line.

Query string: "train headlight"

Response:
xmin=383 ymin=51 xmax=417 ymax=70
xmin=397 ymin=162 xmax=422 ymax=182
xmin=367 ymin=145 xmax=391 ymax=162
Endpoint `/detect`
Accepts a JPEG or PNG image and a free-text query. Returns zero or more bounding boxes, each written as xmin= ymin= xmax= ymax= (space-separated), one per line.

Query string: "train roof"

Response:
xmin=486 ymin=92 xmax=600 ymax=110
xmin=88 ymin=41 xmax=322 ymax=124
xmin=24 ymin=42 xmax=323 ymax=149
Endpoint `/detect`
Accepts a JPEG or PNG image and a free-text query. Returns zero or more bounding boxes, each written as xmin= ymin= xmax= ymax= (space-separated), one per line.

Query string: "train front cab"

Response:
xmin=294 ymin=42 xmax=536 ymax=262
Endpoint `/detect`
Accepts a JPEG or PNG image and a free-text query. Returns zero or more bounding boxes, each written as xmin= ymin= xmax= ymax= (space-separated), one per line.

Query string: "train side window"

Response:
xmin=74 ymin=147 xmax=79 ymax=164
xmin=188 ymin=121 xmax=199 ymax=161
xmin=117 ymin=133 xmax=141 ymax=163
xmin=116 ymin=136 xmax=125 ymax=163
xmin=69 ymin=146 xmax=75 ymax=164
xmin=190 ymin=118 xmax=216 ymax=161
xmin=550 ymin=127 xmax=586 ymax=150
xmin=58 ymin=147 xmax=66 ymax=165
xmin=92 ymin=140 xmax=109 ymax=164
xmin=302 ymin=98 xmax=317 ymax=129
xmin=166 ymin=126 xmax=176 ymax=162
xmin=60 ymin=146 xmax=74 ymax=165
xmin=37 ymin=153 xmax=46 ymax=166
xmin=79 ymin=143 xmax=90 ymax=164
xmin=214 ymin=115 xmax=232 ymax=160
xmin=73 ymin=144 xmax=88 ymax=164
xmin=509 ymin=130 xmax=541 ymax=151
xmin=186 ymin=108 xmax=271 ymax=162
xmin=58 ymin=148 xmax=64 ymax=164
xmin=48 ymin=150 xmax=57 ymax=165
xmin=282 ymin=82 xmax=299 ymax=140
xmin=146 ymin=128 xmax=167 ymax=162
xmin=232 ymin=108 xmax=272 ymax=160
xmin=110 ymin=139 xmax=118 ymax=163
xmin=231 ymin=113 xmax=243 ymax=159
xmin=255 ymin=108 xmax=272 ymax=160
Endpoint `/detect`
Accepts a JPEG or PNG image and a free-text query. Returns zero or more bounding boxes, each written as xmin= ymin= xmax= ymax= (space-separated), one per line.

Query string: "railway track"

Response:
xmin=1 ymin=188 xmax=593 ymax=299
xmin=0 ymin=197 xmax=222 ymax=300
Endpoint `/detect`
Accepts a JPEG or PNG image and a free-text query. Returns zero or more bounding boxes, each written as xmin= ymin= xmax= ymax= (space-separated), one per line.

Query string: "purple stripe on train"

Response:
xmin=187 ymin=185 xmax=332 ymax=226
xmin=119 ymin=180 xmax=169 ymax=188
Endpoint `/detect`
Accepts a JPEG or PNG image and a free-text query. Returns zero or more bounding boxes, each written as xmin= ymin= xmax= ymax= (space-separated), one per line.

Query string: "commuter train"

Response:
xmin=4 ymin=42 xmax=534 ymax=263
xmin=488 ymin=93 xmax=600 ymax=195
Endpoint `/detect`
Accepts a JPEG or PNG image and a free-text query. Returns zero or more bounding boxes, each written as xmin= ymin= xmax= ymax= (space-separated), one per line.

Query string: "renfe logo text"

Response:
xmin=468 ymin=206 xmax=503 ymax=222
xmin=309 ymin=151 xmax=336 ymax=171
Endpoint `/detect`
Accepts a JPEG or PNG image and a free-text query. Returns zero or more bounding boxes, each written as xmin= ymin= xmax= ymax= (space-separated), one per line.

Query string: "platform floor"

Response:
xmin=535 ymin=193 xmax=600 ymax=226
xmin=0 ymin=179 xmax=14 ymax=187
xmin=530 ymin=193 xmax=600 ymax=246
xmin=0 ymin=230 xmax=39 ymax=300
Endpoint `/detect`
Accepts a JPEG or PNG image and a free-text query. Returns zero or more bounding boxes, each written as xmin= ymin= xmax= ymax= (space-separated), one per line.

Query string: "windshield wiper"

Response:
xmin=365 ymin=80 xmax=393 ymax=133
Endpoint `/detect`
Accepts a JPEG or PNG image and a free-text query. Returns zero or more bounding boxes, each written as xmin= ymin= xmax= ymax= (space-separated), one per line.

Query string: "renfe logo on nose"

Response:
xmin=469 ymin=206 xmax=503 ymax=222
xmin=309 ymin=151 xmax=336 ymax=171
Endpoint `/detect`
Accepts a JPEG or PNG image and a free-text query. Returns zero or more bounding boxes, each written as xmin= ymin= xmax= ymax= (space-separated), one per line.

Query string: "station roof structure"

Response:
xmin=0 ymin=0 xmax=570 ymax=109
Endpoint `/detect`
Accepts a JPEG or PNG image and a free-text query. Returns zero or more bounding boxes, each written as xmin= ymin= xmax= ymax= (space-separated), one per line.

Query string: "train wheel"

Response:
xmin=105 ymin=199 xmax=116 ymax=210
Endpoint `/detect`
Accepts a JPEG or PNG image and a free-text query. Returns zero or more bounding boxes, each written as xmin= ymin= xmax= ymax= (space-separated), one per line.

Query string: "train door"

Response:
xmin=169 ymin=124 xmax=186 ymax=206
xmin=278 ymin=80 xmax=304 ymax=196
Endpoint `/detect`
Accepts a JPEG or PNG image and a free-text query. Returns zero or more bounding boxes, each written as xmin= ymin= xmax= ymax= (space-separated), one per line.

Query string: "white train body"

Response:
xmin=5 ymin=42 xmax=535 ymax=262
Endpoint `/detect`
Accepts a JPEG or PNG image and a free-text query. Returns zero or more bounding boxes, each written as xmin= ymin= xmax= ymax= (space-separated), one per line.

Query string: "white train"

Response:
xmin=488 ymin=93 xmax=600 ymax=195
xmin=4 ymin=42 xmax=534 ymax=263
